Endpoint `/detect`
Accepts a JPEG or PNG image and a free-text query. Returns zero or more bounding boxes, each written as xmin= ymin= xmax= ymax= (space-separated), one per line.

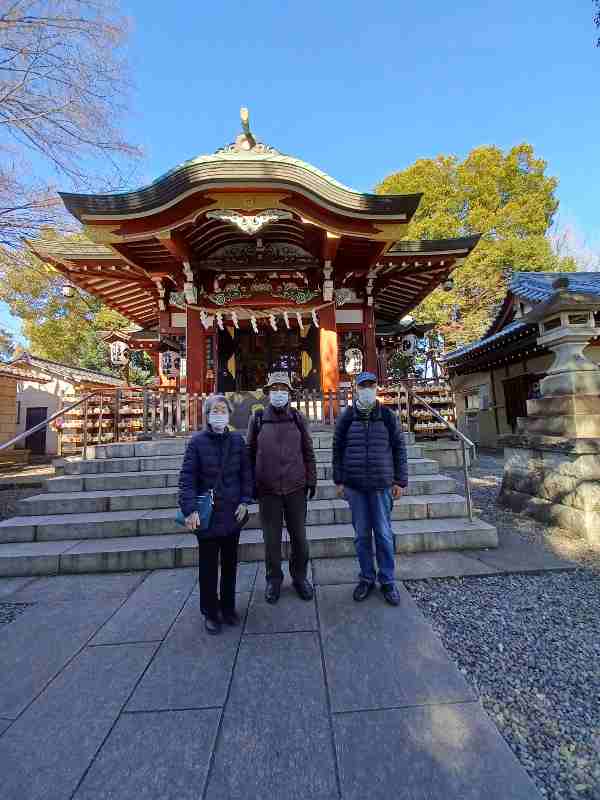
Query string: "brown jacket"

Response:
xmin=247 ymin=404 xmax=317 ymax=497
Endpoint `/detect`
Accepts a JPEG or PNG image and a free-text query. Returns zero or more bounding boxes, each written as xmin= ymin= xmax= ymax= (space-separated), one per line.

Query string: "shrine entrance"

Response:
xmin=217 ymin=324 xmax=320 ymax=393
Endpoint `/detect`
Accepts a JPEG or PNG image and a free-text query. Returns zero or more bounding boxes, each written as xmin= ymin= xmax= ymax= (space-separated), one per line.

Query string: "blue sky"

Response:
xmin=2 ymin=0 xmax=599 ymax=338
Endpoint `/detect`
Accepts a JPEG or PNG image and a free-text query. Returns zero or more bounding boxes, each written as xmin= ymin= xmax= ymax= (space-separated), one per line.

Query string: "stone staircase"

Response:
xmin=0 ymin=432 xmax=497 ymax=576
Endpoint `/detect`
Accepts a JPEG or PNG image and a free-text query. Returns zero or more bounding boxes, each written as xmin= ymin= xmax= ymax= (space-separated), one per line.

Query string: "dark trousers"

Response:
xmin=259 ymin=490 xmax=308 ymax=584
xmin=196 ymin=533 xmax=240 ymax=621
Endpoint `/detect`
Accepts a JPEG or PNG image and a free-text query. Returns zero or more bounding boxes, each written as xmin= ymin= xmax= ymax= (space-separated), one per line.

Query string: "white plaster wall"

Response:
xmin=15 ymin=376 xmax=74 ymax=455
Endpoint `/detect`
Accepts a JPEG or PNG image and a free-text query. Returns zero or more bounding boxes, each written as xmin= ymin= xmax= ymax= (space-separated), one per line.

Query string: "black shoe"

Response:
xmin=222 ymin=610 xmax=240 ymax=626
xmin=353 ymin=580 xmax=374 ymax=602
xmin=265 ymin=581 xmax=281 ymax=604
xmin=381 ymin=584 xmax=401 ymax=606
xmin=293 ymin=578 xmax=314 ymax=601
xmin=205 ymin=616 xmax=222 ymax=635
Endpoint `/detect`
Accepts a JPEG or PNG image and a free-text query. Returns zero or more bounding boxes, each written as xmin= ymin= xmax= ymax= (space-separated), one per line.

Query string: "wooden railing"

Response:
xmin=50 ymin=386 xmax=411 ymax=455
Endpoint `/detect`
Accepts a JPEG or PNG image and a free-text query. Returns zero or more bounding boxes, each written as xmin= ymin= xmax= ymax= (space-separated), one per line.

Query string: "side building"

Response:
xmin=443 ymin=272 xmax=600 ymax=449
xmin=9 ymin=353 xmax=125 ymax=456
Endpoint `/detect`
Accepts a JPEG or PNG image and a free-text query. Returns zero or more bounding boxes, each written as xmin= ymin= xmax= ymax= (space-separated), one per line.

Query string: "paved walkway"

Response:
xmin=0 ymin=543 xmax=575 ymax=800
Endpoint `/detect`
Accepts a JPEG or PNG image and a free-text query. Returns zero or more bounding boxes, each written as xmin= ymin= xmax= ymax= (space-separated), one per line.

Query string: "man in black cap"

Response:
xmin=332 ymin=371 xmax=408 ymax=605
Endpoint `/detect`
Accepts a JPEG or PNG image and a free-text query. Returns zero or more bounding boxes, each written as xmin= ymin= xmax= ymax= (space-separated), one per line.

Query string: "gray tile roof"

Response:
xmin=509 ymin=271 xmax=600 ymax=303
xmin=443 ymin=271 xmax=600 ymax=364
xmin=10 ymin=353 xmax=125 ymax=387
xmin=443 ymin=320 xmax=532 ymax=362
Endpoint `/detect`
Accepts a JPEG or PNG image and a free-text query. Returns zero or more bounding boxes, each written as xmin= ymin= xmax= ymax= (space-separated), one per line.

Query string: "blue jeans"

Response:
xmin=344 ymin=487 xmax=396 ymax=586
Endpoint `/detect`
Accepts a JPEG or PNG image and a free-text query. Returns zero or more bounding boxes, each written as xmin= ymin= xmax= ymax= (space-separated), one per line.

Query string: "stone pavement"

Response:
xmin=0 ymin=545 xmax=574 ymax=800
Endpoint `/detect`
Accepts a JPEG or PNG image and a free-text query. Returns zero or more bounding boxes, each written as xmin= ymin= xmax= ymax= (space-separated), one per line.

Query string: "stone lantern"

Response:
xmin=529 ymin=278 xmax=600 ymax=399
xmin=498 ymin=277 xmax=600 ymax=546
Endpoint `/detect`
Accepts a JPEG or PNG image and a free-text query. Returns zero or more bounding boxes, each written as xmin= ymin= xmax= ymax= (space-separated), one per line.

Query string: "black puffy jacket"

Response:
xmin=178 ymin=429 xmax=253 ymax=537
xmin=332 ymin=403 xmax=408 ymax=491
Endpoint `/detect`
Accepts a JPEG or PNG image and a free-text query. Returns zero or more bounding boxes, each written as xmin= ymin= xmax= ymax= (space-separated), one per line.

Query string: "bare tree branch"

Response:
xmin=0 ymin=0 xmax=141 ymax=248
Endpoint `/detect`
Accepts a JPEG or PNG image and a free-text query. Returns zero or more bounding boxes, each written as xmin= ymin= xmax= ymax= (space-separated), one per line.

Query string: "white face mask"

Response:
xmin=357 ymin=386 xmax=377 ymax=406
xmin=208 ymin=411 xmax=229 ymax=433
xmin=270 ymin=390 xmax=289 ymax=408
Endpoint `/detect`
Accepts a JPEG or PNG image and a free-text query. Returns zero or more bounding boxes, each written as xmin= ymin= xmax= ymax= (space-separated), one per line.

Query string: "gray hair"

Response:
xmin=203 ymin=393 xmax=232 ymax=428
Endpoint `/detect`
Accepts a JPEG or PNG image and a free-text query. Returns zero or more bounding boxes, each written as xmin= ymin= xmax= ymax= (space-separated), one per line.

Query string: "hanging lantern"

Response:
xmin=296 ymin=311 xmax=304 ymax=332
xmin=443 ymin=277 xmax=454 ymax=292
xmin=231 ymin=310 xmax=239 ymax=329
xmin=269 ymin=314 xmax=277 ymax=331
xmin=311 ymin=309 xmax=319 ymax=328
xmin=251 ymin=315 xmax=258 ymax=334
xmin=110 ymin=341 xmax=129 ymax=365
xmin=216 ymin=312 xmax=224 ymax=330
xmin=61 ymin=284 xmax=75 ymax=299
xmin=283 ymin=311 xmax=290 ymax=329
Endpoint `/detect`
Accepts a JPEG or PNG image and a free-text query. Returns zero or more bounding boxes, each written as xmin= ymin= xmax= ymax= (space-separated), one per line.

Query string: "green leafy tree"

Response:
xmin=376 ymin=144 xmax=576 ymax=349
xmin=0 ymin=327 xmax=16 ymax=361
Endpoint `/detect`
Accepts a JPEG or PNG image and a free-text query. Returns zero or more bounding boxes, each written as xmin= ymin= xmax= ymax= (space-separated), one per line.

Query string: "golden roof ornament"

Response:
xmin=215 ymin=107 xmax=280 ymax=156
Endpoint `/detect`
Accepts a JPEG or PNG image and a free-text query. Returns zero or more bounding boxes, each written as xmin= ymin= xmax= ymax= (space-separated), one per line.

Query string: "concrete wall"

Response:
xmin=15 ymin=376 xmax=73 ymax=455
xmin=0 ymin=377 xmax=17 ymax=448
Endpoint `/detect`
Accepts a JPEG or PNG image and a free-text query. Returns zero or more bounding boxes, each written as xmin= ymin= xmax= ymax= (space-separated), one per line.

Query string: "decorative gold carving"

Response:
xmin=206 ymin=209 xmax=293 ymax=234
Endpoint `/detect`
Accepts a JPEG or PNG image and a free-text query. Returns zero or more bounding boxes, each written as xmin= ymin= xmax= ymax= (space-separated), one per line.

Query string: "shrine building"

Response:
xmin=29 ymin=110 xmax=479 ymax=394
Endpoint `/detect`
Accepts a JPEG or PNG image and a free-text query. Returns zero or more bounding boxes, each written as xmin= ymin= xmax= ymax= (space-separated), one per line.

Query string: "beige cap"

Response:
xmin=264 ymin=371 xmax=294 ymax=392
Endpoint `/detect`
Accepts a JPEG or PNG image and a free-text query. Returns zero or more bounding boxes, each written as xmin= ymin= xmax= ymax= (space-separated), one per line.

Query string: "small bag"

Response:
xmin=175 ymin=491 xmax=214 ymax=531
xmin=176 ymin=436 xmax=231 ymax=534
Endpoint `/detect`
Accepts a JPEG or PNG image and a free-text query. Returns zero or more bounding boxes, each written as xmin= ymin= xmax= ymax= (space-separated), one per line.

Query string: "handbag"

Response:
xmin=176 ymin=436 xmax=231 ymax=533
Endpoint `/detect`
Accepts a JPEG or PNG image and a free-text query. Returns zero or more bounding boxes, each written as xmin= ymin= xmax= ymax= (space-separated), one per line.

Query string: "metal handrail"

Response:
xmin=399 ymin=381 xmax=476 ymax=522
xmin=0 ymin=390 xmax=98 ymax=454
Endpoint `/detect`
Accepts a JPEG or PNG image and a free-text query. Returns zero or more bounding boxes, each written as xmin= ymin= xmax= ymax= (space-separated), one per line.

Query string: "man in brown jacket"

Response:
xmin=247 ymin=372 xmax=317 ymax=604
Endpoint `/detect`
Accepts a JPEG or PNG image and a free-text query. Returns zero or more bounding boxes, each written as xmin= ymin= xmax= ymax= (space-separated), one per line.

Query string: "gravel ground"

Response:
xmin=448 ymin=451 xmax=600 ymax=573
xmin=408 ymin=451 xmax=600 ymax=800
xmin=0 ymin=602 xmax=33 ymax=627
xmin=407 ymin=573 xmax=600 ymax=800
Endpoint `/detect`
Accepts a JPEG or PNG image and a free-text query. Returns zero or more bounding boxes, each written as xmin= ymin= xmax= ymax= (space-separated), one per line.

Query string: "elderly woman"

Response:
xmin=178 ymin=394 xmax=253 ymax=635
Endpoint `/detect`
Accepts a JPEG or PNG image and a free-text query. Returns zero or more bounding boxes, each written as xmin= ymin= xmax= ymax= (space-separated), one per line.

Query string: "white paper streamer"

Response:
xmin=231 ymin=310 xmax=239 ymax=329
xmin=269 ymin=314 xmax=277 ymax=331
xmin=251 ymin=315 xmax=259 ymax=334
xmin=311 ymin=309 xmax=319 ymax=328
xmin=216 ymin=312 xmax=224 ymax=331
xmin=296 ymin=311 xmax=304 ymax=333
xmin=283 ymin=311 xmax=290 ymax=329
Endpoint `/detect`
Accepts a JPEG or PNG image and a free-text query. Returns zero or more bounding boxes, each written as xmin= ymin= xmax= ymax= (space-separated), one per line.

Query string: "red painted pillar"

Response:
xmin=364 ymin=305 xmax=377 ymax=375
xmin=319 ymin=303 xmax=339 ymax=393
xmin=186 ymin=306 xmax=206 ymax=395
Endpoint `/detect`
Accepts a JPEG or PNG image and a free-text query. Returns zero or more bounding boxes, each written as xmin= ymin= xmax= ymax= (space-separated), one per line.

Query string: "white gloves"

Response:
xmin=235 ymin=503 xmax=249 ymax=522
xmin=185 ymin=511 xmax=200 ymax=531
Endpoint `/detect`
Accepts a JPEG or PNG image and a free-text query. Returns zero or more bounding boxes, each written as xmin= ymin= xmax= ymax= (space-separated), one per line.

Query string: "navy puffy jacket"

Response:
xmin=178 ymin=429 xmax=253 ymax=537
xmin=332 ymin=403 xmax=408 ymax=491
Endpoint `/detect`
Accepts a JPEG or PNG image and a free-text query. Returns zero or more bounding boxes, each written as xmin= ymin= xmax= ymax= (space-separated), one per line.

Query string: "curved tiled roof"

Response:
xmin=59 ymin=149 xmax=422 ymax=221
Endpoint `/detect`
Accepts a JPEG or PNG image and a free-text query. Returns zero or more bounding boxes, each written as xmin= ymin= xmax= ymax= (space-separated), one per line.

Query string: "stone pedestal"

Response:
xmin=499 ymin=427 xmax=600 ymax=548
xmin=498 ymin=285 xmax=600 ymax=547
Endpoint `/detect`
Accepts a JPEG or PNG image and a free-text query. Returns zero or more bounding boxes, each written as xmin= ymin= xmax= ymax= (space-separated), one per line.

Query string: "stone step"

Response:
xmin=86 ymin=431 xmax=417 ymax=461
xmin=52 ymin=456 xmax=440 ymax=492
xmin=48 ymin=458 xmax=440 ymax=493
xmin=19 ymin=475 xmax=458 ymax=517
xmin=0 ymin=518 xmax=497 ymax=577
xmin=0 ymin=494 xmax=468 ymax=544
xmin=56 ymin=443 xmax=424 ymax=477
